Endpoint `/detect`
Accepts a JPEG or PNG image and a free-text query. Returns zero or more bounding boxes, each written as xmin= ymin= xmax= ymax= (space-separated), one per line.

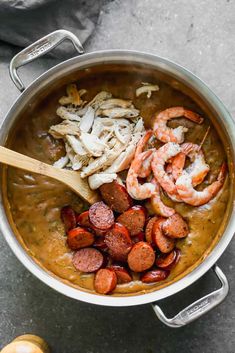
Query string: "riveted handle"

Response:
xmin=9 ymin=29 xmax=84 ymax=92
xmin=152 ymin=265 xmax=229 ymax=328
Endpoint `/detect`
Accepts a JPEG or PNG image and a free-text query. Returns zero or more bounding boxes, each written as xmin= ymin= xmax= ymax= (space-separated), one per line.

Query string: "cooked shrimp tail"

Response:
xmin=153 ymin=107 xmax=204 ymax=143
xmin=151 ymin=142 xmax=182 ymax=202
xmin=151 ymin=179 xmax=175 ymax=217
xmin=135 ymin=130 xmax=154 ymax=178
xmin=126 ymin=151 xmax=155 ymax=200
xmin=176 ymin=162 xmax=227 ymax=206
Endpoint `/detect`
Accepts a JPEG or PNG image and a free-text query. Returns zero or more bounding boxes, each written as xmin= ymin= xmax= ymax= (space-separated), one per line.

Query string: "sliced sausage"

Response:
xmin=109 ymin=264 xmax=132 ymax=284
xmin=94 ymin=268 xmax=117 ymax=294
xmin=156 ymin=248 xmax=181 ymax=270
xmin=141 ymin=269 xmax=169 ymax=283
xmin=132 ymin=231 xmax=145 ymax=244
xmin=67 ymin=227 xmax=95 ymax=250
xmin=73 ymin=248 xmax=104 ymax=273
xmin=89 ymin=201 xmax=114 ymax=230
xmin=93 ymin=237 xmax=108 ymax=252
xmin=99 ymin=181 xmax=133 ymax=213
xmin=105 ymin=223 xmax=132 ymax=261
xmin=162 ymin=213 xmax=189 ymax=238
xmin=127 ymin=241 xmax=155 ymax=272
xmin=76 ymin=210 xmax=91 ymax=229
xmin=77 ymin=210 xmax=107 ymax=236
xmin=92 ymin=226 xmax=108 ymax=237
xmin=117 ymin=205 xmax=146 ymax=236
xmin=61 ymin=206 xmax=76 ymax=232
xmin=152 ymin=218 xmax=175 ymax=253
xmin=145 ymin=216 xmax=158 ymax=244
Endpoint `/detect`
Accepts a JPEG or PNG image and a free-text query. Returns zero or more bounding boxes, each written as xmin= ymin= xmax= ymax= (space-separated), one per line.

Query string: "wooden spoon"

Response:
xmin=0 ymin=146 xmax=99 ymax=204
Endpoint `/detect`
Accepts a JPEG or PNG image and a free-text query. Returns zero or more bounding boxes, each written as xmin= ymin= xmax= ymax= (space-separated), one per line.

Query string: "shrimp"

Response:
xmin=171 ymin=143 xmax=210 ymax=185
xmin=135 ymin=130 xmax=153 ymax=156
xmin=153 ymin=107 xmax=204 ymax=143
xmin=135 ymin=130 xmax=154 ymax=178
xmin=126 ymin=150 xmax=156 ymax=200
xmin=175 ymin=162 xmax=227 ymax=206
xmin=151 ymin=178 xmax=175 ymax=217
xmin=151 ymin=142 xmax=182 ymax=202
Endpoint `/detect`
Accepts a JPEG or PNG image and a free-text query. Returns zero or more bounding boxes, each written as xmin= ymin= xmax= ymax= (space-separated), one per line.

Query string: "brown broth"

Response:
xmin=2 ymin=64 xmax=230 ymax=295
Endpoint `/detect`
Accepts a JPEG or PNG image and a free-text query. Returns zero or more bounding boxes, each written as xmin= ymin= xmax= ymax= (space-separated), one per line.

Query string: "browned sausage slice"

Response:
xmin=77 ymin=210 xmax=107 ymax=236
xmin=94 ymin=268 xmax=117 ymax=294
xmin=127 ymin=241 xmax=155 ymax=272
xmin=132 ymin=232 xmax=145 ymax=244
xmin=93 ymin=237 xmax=108 ymax=252
xmin=73 ymin=248 xmax=104 ymax=273
xmin=156 ymin=248 xmax=181 ymax=270
xmin=99 ymin=181 xmax=133 ymax=213
xmin=89 ymin=201 xmax=114 ymax=230
xmin=162 ymin=213 xmax=189 ymax=238
xmin=61 ymin=206 xmax=76 ymax=232
xmin=67 ymin=227 xmax=95 ymax=250
xmin=105 ymin=223 xmax=132 ymax=261
xmin=76 ymin=210 xmax=91 ymax=228
xmin=117 ymin=205 xmax=147 ymax=236
xmin=145 ymin=216 xmax=158 ymax=243
xmin=152 ymin=218 xmax=175 ymax=253
xmin=109 ymin=264 xmax=132 ymax=284
xmin=141 ymin=269 xmax=169 ymax=283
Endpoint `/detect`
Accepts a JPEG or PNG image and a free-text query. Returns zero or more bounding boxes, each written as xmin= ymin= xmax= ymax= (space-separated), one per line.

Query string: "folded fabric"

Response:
xmin=0 ymin=0 xmax=105 ymax=57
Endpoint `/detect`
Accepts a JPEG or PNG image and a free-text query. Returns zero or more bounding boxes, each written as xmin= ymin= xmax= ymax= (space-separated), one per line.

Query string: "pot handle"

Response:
xmin=9 ymin=29 xmax=84 ymax=92
xmin=152 ymin=265 xmax=229 ymax=328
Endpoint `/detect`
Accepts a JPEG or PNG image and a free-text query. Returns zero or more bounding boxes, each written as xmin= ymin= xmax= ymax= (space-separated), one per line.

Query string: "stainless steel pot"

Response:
xmin=0 ymin=30 xmax=234 ymax=327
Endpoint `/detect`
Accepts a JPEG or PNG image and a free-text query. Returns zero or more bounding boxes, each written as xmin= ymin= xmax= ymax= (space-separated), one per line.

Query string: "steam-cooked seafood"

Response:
xmin=170 ymin=142 xmax=210 ymax=186
xmin=59 ymin=84 xmax=85 ymax=106
xmin=150 ymin=178 xmax=175 ymax=217
xmin=176 ymin=163 xmax=227 ymax=206
xmin=153 ymin=107 xmax=204 ymax=143
xmin=151 ymin=142 xmax=182 ymax=202
xmin=50 ymin=86 xmax=145 ymax=187
xmin=126 ymin=151 xmax=155 ymax=200
xmin=134 ymin=130 xmax=154 ymax=178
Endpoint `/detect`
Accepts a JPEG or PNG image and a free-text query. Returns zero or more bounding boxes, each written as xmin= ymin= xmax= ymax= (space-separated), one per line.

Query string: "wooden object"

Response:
xmin=1 ymin=334 xmax=50 ymax=353
xmin=0 ymin=146 xmax=99 ymax=204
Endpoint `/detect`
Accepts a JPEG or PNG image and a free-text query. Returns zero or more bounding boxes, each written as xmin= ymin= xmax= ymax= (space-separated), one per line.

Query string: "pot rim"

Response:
xmin=0 ymin=49 xmax=234 ymax=306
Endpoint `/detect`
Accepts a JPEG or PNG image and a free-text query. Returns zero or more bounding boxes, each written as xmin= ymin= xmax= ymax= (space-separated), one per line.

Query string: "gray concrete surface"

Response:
xmin=0 ymin=0 xmax=235 ymax=352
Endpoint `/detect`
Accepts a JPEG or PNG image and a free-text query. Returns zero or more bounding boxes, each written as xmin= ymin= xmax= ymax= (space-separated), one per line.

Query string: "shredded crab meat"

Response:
xmin=99 ymin=98 xmax=133 ymax=110
xmin=80 ymin=132 xmax=107 ymax=157
xmin=66 ymin=135 xmax=87 ymax=156
xmin=99 ymin=107 xmax=140 ymax=119
xmin=53 ymin=155 xmax=69 ymax=169
xmin=49 ymin=120 xmax=80 ymax=138
xmin=79 ymin=107 xmax=95 ymax=132
xmin=59 ymin=84 xmax=83 ymax=106
xmin=56 ymin=107 xmax=81 ymax=122
xmin=136 ymin=83 xmax=160 ymax=98
xmin=88 ymin=173 xmax=117 ymax=190
xmin=49 ymin=86 xmax=146 ymax=188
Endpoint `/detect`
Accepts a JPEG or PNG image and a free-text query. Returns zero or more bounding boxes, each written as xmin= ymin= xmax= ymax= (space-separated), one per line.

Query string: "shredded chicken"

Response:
xmin=49 ymin=86 xmax=146 ymax=188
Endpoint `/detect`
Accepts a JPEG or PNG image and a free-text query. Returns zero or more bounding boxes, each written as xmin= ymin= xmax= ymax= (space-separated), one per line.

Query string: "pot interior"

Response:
xmin=1 ymin=60 xmax=234 ymax=297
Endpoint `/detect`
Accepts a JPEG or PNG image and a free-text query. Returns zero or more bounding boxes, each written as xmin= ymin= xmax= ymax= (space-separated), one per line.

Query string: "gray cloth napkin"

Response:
xmin=0 ymin=0 xmax=105 ymax=57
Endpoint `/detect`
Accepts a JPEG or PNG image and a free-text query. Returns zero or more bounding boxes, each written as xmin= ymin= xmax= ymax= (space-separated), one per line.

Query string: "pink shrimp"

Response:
xmin=151 ymin=142 xmax=182 ymax=202
xmin=135 ymin=130 xmax=154 ymax=178
xmin=176 ymin=162 xmax=227 ymax=206
xmin=170 ymin=143 xmax=210 ymax=185
xmin=126 ymin=150 xmax=155 ymax=200
xmin=151 ymin=178 xmax=175 ymax=217
xmin=153 ymin=107 xmax=204 ymax=143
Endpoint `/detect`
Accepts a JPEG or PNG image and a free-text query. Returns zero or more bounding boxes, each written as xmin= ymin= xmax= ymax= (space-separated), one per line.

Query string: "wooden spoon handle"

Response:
xmin=0 ymin=146 xmax=59 ymax=177
xmin=0 ymin=146 xmax=99 ymax=204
